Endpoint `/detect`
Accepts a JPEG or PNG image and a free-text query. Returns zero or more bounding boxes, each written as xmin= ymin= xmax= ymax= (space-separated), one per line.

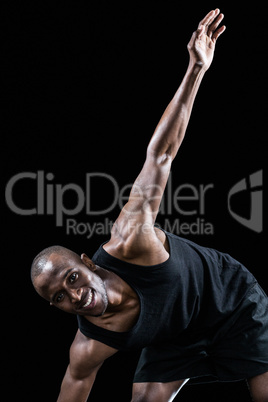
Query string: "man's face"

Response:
xmin=34 ymin=253 xmax=108 ymax=317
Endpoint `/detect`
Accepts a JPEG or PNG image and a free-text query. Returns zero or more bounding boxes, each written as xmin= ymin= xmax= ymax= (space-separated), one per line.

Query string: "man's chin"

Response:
xmin=81 ymin=299 xmax=108 ymax=318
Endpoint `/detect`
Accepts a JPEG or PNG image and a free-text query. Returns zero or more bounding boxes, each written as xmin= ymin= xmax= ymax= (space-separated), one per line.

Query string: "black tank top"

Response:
xmin=77 ymin=231 xmax=256 ymax=351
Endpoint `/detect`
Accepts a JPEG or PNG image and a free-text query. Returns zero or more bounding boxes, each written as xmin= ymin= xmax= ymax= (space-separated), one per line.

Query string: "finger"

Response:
xmin=208 ymin=13 xmax=224 ymax=38
xmin=197 ymin=25 xmax=205 ymax=39
xmin=212 ymin=25 xmax=226 ymax=42
xmin=198 ymin=9 xmax=217 ymax=29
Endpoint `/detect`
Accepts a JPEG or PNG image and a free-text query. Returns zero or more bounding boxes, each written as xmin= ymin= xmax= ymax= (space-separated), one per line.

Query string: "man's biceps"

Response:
xmin=132 ymin=165 xmax=170 ymax=199
xmin=141 ymin=157 xmax=171 ymax=190
xmin=69 ymin=342 xmax=101 ymax=379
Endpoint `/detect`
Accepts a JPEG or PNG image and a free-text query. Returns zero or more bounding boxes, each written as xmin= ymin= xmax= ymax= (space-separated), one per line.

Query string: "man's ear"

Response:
xmin=81 ymin=253 xmax=97 ymax=271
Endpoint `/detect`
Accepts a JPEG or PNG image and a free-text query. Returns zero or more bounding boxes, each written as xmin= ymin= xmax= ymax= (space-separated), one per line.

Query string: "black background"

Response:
xmin=3 ymin=1 xmax=266 ymax=401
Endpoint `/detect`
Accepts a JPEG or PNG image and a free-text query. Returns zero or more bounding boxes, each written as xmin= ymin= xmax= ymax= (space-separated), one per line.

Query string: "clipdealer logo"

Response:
xmin=227 ymin=170 xmax=263 ymax=233
xmin=5 ymin=170 xmax=263 ymax=236
xmin=4 ymin=171 xmax=214 ymax=236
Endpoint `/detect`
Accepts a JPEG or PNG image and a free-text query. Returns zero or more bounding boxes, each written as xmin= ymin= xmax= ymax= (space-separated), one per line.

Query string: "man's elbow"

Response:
xmin=146 ymin=144 xmax=175 ymax=166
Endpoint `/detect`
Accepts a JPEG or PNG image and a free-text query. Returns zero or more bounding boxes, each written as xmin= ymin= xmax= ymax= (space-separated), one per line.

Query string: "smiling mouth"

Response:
xmin=81 ymin=289 xmax=95 ymax=309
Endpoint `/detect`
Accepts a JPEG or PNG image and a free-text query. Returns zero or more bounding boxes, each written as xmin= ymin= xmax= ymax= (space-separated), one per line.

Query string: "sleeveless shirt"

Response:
xmin=77 ymin=230 xmax=256 ymax=352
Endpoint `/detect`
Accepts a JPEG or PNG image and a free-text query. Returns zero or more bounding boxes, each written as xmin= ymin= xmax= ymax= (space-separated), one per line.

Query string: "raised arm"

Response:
xmin=148 ymin=9 xmax=225 ymax=160
xmin=57 ymin=331 xmax=117 ymax=402
xmin=108 ymin=10 xmax=225 ymax=257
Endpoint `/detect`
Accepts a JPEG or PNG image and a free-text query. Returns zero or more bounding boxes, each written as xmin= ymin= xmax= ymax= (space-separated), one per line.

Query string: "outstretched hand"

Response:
xmin=187 ymin=9 xmax=226 ymax=70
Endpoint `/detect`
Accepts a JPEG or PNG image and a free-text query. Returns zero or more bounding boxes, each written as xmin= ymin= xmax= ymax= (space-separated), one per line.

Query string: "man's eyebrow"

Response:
xmin=63 ymin=267 xmax=74 ymax=279
xmin=52 ymin=268 xmax=74 ymax=302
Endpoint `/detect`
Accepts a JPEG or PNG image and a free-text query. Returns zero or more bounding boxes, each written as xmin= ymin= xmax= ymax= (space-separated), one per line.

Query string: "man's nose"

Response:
xmin=69 ymin=288 xmax=82 ymax=303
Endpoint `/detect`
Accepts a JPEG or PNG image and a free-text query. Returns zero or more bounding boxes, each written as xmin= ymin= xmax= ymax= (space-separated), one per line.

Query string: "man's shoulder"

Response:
xmin=70 ymin=330 xmax=118 ymax=371
xmin=104 ymin=226 xmax=169 ymax=266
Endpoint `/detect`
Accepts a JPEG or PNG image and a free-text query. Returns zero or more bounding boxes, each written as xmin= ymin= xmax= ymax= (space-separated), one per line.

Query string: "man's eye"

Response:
xmin=56 ymin=293 xmax=64 ymax=303
xmin=69 ymin=273 xmax=78 ymax=283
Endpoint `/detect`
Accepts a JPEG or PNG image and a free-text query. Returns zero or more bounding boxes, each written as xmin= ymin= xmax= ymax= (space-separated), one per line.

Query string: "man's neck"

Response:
xmin=83 ymin=268 xmax=140 ymax=332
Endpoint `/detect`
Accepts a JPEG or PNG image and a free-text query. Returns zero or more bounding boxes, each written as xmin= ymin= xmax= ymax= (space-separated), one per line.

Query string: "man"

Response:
xmin=31 ymin=9 xmax=268 ymax=402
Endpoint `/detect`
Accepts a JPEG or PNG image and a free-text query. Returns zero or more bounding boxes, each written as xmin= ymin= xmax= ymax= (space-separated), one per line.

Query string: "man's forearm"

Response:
xmin=57 ymin=366 xmax=95 ymax=402
xmin=147 ymin=9 xmax=225 ymax=162
xmin=147 ymin=61 xmax=206 ymax=160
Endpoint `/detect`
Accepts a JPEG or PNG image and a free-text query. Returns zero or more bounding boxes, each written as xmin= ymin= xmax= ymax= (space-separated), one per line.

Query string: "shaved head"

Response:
xmin=30 ymin=245 xmax=81 ymax=284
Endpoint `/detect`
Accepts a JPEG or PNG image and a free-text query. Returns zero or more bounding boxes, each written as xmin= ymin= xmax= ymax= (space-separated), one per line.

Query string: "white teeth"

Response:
xmin=82 ymin=291 xmax=93 ymax=308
